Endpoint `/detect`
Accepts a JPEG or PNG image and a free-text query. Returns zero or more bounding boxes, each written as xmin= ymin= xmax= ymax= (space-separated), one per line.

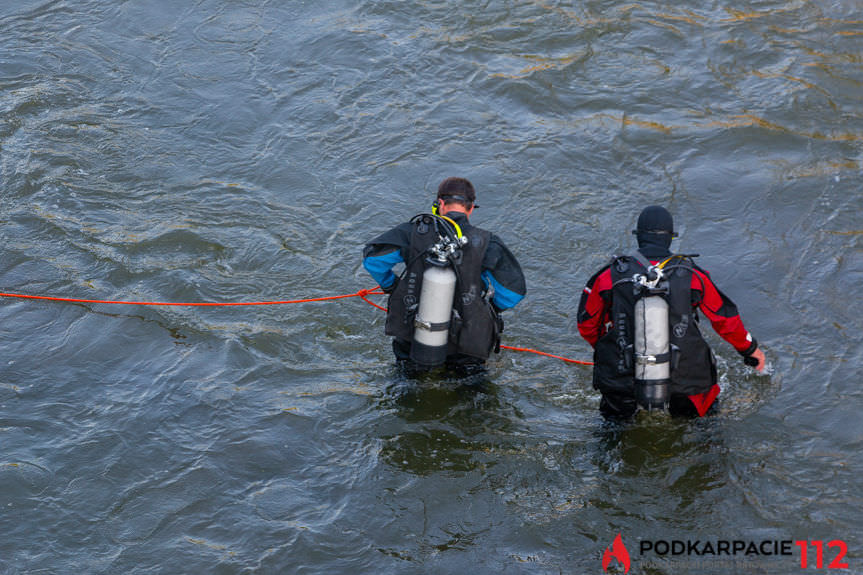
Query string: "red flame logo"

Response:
xmin=602 ymin=532 xmax=631 ymax=573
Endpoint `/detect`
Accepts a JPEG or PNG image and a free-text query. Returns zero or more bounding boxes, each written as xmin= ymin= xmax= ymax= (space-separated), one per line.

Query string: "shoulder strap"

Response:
xmin=631 ymin=249 xmax=653 ymax=270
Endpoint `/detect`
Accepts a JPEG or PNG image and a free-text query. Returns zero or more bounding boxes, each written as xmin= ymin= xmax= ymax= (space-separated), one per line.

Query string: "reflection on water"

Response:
xmin=589 ymin=415 xmax=729 ymax=516
xmin=379 ymin=373 xmax=512 ymax=476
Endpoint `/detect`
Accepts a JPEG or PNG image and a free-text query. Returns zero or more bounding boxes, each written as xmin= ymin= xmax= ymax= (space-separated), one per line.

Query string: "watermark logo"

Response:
xmin=602 ymin=533 xmax=631 ymax=573
xmin=599 ymin=533 xmax=852 ymax=572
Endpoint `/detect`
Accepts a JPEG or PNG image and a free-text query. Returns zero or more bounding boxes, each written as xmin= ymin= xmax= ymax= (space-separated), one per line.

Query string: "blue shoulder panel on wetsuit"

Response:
xmin=482 ymin=270 xmax=524 ymax=310
xmin=363 ymin=250 xmax=403 ymax=289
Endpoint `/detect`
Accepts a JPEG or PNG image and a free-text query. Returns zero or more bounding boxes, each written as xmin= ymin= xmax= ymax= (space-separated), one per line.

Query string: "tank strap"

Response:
xmin=635 ymin=351 xmax=672 ymax=364
xmin=414 ymin=317 xmax=450 ymax=332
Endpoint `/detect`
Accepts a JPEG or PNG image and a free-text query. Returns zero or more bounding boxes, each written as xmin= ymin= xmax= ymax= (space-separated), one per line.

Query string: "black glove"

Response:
xmin=382 ymin=276 xmax=399 ymax=294
xmin=739 ymin=338 xmax=759 ymax=366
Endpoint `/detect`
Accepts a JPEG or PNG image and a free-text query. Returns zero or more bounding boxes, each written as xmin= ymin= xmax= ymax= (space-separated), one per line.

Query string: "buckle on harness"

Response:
xmin=635 ymin=354 xmax=658 ymax=365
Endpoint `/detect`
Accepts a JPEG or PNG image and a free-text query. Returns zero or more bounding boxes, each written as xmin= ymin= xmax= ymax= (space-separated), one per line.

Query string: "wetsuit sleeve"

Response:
xmin=577 ymin=266 xmax=612 ymax=348
xmin=481 ymin=235 xmax=526 ymax=311
xmin=692 ymin=267 xmax=756 ymax=353
xmin=362 ymin=223 xmax=412 ymax=289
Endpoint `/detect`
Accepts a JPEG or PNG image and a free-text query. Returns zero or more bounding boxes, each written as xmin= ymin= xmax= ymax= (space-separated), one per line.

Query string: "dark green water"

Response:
xmin=1 ymin=1 xmax=861 ymax=573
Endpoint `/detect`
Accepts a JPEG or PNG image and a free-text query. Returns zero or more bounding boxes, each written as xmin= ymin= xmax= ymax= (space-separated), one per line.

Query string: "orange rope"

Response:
xmin=0 ymin=285 xmax=593 ymax=366
xmin=0 ymin=287 xmax=385 ymax=307
xmin=499 ymin=344 xmax=593 ymax=366
xmin=358 ymin=290 xmax=388 ymax=312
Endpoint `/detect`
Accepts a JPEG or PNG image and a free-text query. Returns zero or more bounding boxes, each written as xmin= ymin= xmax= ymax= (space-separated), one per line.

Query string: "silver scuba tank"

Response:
xmin=409 ymin=233 xmax=467 ymax=367
xmin=633 ymin=265 xmax=671 ymax=410
xmin=410 ymin=264 xmax=457 ymax=366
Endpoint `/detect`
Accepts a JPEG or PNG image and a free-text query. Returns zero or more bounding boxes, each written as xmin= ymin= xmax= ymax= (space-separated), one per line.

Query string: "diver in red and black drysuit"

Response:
xmin=577 ymin=206 xmax=765 ymax=419
xmin=363 ymin=177 xmax=526 ymax=374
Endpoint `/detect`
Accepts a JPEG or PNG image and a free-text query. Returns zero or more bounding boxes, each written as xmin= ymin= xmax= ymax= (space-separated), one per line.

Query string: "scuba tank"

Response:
xmin=409 ymin=213 xmax=468 ymax=367
xmin=632 ymin=259 xmax=672 ymax=410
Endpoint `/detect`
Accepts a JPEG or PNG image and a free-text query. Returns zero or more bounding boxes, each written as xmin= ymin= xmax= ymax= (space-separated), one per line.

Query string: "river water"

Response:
xmin=1 ymin=1 xmax=861 ymax=573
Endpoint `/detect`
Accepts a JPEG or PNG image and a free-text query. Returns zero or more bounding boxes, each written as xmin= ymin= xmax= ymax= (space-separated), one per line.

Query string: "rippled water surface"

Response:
xmin=2 ymin=1 xmax=861 ymax=573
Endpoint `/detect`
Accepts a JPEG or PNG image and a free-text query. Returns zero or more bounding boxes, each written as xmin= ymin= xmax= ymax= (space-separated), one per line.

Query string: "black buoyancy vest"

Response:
xmin=385 ymin=216 xmax=498 ymax=360
xmin=593 ymin=253 xmax=716 ymax=396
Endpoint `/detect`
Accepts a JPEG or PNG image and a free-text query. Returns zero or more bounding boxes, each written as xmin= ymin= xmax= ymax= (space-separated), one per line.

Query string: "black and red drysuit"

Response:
xmin=577 ymin=245 xmax=758 ymax=418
